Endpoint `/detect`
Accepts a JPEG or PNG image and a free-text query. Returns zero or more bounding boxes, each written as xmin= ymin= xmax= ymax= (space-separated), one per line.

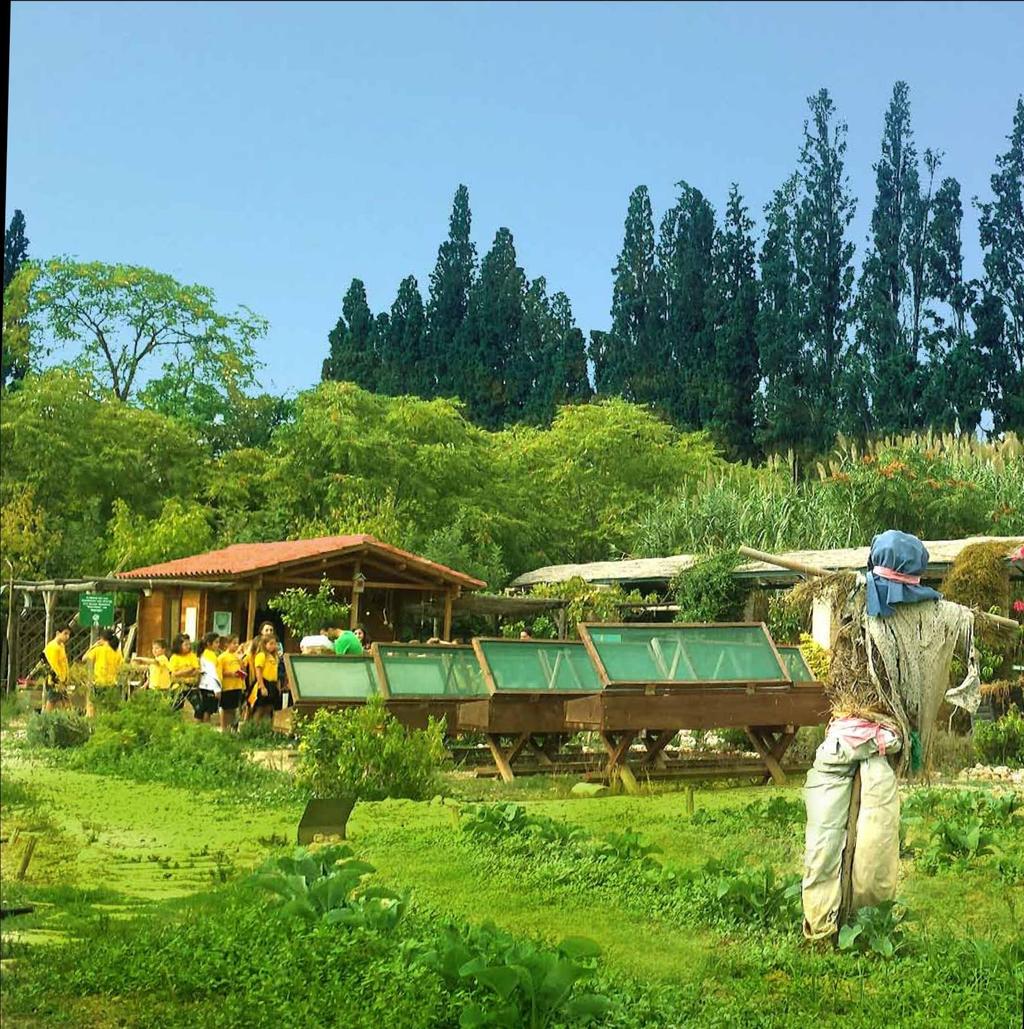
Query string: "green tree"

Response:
xmin=756 ymin=177 xmax=812 ymax=455
xmin=455 ymin=228 xmax=526 ymax=428
xmin=920 ymin=177 xmax=984 ymax=432
xmin=705 ymin=185 xmax=759 ymax=459
xmin=976 ymin=97 xmax=1024 ymax=434
xmin=378 ymin=275 xmax=428 ymax=396
xmin=28 ymin=259 xmax=266 ymax=402
xmin=793 ymin=88 xmax=858 ymax=449
xmin=2 ymin=264 xmax=36 ymax=390
xmin=856 ymin=83 xmax=941 ymax=434
xmin=106 ymin=496 xmax=213 ymax=572
xmin=599 ymin=186 xmax=664 ymax=404
xmin=658 ymin=181 xmax=715 ymax=427
xmin=0 ymin=368 xmax=199 ymax=575
xmin=3 ymin=211 xmax=32 ymax=388
xmin=551 ymin=291 xmax=592 ymax=405
xmin=322 ymin=278 xmax=379 ymax=389
xmin=426 ymin=185 xmax=477 ymax=398
xmin=4 ymin=209 xmax=29 ymax=290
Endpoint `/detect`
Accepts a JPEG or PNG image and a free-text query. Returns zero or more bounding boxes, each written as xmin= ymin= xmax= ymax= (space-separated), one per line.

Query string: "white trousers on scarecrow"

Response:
xmin=802 ymin=729 xmax=901 ymax=940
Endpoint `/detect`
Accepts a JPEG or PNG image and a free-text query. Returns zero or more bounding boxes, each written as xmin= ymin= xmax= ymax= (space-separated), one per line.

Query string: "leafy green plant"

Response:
xmin=410 ymin=921 xmax=610 ymax=1028
xmin=705 ymin=863 xmax=802 ymax=928
xmin=525 ymin=813 xmax=590 ymax=847
xmin=671 ymin=549 xmax=745 ymax=623
xmin=25 ymin=709 xmax=92 ymax=749
xmin=973 ymin=706 xmax=1024 ymax=768
xmin=269 ymin=576 xmax=350 ymax=637
xmin=460 ymin=803 xmax=533 ymax=839
xmin=838 ymin=901 xmax=912 ymax=958
xmin=255 ymin=844 xmax=406 ymax=931
xmin=295 ymin=698 xmax=445 ymax=803
xmin=593 ymin=830 xmax=663 ymax=867
xmin=921 ymin=816 xmax=1000 ymax=872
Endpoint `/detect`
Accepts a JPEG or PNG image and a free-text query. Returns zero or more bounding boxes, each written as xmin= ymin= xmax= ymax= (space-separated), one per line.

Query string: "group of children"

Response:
xmin=39 ymin=620 xmax=289 ymax=732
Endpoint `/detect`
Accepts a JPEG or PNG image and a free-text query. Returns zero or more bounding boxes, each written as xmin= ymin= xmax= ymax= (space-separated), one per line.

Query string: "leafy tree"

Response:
xmin=322 ymin=278 xmax=379 ymax=389
xmin=705 ymin=185 xmax=758 ymax=458
xmin=4 ymin=209 xmax=29 ymax=290
xmin=455 ymin=228 xmax=526 ymax=428
xmin=3 ymin=211 xmax=33 ymax=388
xmin=599 ymin=186 xmax=664 ymax=403
xmin=976 ymin=97 xmax=1024 ymax=434
xmin=106 ymin=496 xmax=213 ymax=572
xmin=378 ymin=275 xmax=427 ymax=396
xmin=856 ymin=83 xmax=940 ymax=434
xmin=27 ymin=259 xmax=267 ymax=403
xmin=518 ymin=277 xmax=557 ymax=424
xmin=0 ymin=484 xmax=53 ymax=579
xmin=756 ymin=177 xmax=812 ymax=455
xmin=0 ymin=368 xmax=199 ymax=575
xmin=426 ymin=185 xmax=477 ymax=398
xmin=793 ymin=89 xmax=858 ymax=449
xmin=920 ymin=177 xmax=984 ymax=432
xmin=2 ymin=264 xmax=36 ymax=389
xmin=658 ymin=181 xmax=715 ymax=427
xmin=551 ymin=291 xmax=592 ymax=405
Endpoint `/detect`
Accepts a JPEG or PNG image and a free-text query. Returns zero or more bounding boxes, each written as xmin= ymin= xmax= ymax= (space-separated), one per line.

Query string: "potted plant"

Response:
xmin=294 ymin=697 xmax=446 ymax=843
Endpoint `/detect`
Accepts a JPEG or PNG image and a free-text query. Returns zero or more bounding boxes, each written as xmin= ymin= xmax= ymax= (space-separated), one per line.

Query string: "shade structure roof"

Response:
xmin=116 ymin=534 xmax=486 ymax=590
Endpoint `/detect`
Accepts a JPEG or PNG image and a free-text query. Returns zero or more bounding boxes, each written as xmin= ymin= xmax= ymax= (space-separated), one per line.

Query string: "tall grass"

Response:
xmin=632 ymin=433 xmax=1024 ymax=557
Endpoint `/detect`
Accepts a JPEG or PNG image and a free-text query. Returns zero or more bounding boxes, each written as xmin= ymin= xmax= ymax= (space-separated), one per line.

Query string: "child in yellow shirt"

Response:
xmin=248 ymin=637 xmax=281 ymax=723
xmin=42 ymin=627 xmax=72 ymax=712
xmin=132 ymin=639 xmax=173 ymax=692
xmin=217 ymin=634 xmax=245 ymax=731
xmin=84 ymin=630 xmax=123 ymax=717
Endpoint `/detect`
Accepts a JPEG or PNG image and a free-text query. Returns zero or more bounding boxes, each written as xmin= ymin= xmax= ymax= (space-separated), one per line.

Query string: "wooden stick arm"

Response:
xmin=737 ymin=546 xmax=1020 ymax=631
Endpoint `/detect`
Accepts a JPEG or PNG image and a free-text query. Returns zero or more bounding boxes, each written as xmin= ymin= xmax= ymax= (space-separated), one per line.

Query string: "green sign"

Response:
xmin=79 ymin=592 xmax=115 ymax=629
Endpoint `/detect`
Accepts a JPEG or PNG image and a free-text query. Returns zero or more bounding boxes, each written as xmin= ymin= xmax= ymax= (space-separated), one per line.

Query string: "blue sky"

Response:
xmin=7 ymin=1 xmax=1023 ymax=394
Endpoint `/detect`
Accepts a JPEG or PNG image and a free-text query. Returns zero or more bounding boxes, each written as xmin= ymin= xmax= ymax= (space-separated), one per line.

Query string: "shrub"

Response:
xmin=672 ymin=549 xmax=745 ymax=623
xmin=25 ymin=709 xmax=92 ymax=749
xmin=701 ymin=861 xmax=802 ymax=929
xmin=974 ymin=706 xmax=1024 ymax=767
xmin=68 ymin=692 xmax=294 ymax=799
xmin=295 ymin=697 xmax=445 ymax=802
xmin=268 ymin=576 xmax=350 ymax=638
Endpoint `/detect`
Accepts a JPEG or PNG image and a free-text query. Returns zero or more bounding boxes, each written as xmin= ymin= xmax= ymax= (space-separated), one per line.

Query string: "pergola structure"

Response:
xmin=116 ymin=534 xmax=485 ymax=654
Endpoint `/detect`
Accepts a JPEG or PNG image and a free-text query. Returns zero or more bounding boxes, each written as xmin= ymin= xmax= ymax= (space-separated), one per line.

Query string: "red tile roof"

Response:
xmin=117 ymin=534 xmax=485 ymax=588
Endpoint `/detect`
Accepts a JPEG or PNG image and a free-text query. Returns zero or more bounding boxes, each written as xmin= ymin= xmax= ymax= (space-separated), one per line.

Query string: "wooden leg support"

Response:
xmin=599 ymin=730 xmax=639 ymax=795
xmin=640 ymin=729 xmax=675 ymax=769
xmin=485 ymin=734 xmax=516 ymax=784
xmin=745 ymin=726 xmax=792 ymax=786
xmin=527 ymin=736 xmax=555 ymax=767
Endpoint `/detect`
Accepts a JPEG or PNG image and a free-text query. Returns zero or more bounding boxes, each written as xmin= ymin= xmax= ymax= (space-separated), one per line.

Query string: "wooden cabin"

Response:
xmin=116 ymin=534 xmax=485 ymax=653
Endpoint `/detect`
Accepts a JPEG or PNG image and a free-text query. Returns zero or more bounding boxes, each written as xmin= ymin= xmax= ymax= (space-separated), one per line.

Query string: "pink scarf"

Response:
xmin=829 ymin=717 xmax=893 ymax=756
xmin=872 ymin=565 xmax=921 ymax=585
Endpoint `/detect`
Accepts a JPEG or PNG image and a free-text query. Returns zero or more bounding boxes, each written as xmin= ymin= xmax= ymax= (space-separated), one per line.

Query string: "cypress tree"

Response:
xmin=378 ymin=275 xmax=427 ymax=397
xmin=705 ymin=185 xmax=759 ymax=459
xmin=322 ymin=279 xmax=379 ymax=389
xmin=601 ymin=186 xmax=663 ymax=402
xmin=518 ymin=276 xmax=554 ymax=424
xmin=976 ymin=97 xmax=1024 ymax=435
xmin=756 ymin=176 xmax=813 ymax=455
xmin=456 ymin=227 xmax=526 ymax=428
xmin=426 ymin=185 xmax=477 ymax=398
xmin=4 ymin=210 xmax=29 ymax=290
xmin=856 ymin=82 xmax=937 ymax=434
xmin=659 ymin=181 xmax=715 ymax=427
xmin=793 ymin=88 xmax=858 ymax=450
xmin=551 ymin=291 xmax=592 ymax=405
xmin=920 ymin=177 xmax=984 ymax=432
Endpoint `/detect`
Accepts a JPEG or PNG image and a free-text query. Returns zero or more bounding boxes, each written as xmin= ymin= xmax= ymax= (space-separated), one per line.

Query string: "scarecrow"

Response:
xmin=800 ymin=530 xmax=982 ymax=941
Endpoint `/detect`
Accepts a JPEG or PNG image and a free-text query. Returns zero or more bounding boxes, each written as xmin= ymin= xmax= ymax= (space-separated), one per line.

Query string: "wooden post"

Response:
xmin=555 ymin=607 xmax=567 ymax=641
xmin=5 ymin=581 xmax=15 ymax=693
xmin=42 ymin=590 xmax=57 ymax=645
xmin=245 ymin=586 xmax=257 ymax=642
xmin=443 ymin=589 xmax=454 ymax=642
xmin=350 ymin=562 xmax=362 ymax=630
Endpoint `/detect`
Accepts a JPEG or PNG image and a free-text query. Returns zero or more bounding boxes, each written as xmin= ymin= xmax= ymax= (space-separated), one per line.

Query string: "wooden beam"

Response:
xmin=246 ymin=586 xmax=257 ymax=642
xmin=485 ymin=734 xmax=516 ymax=784
xmin=262 ymin=578 xmax=442 ymax=592
xmin=443 ymin=589 xmax=454 ymax=641
xmin=350 ymin=561 xmax=362 ymax=630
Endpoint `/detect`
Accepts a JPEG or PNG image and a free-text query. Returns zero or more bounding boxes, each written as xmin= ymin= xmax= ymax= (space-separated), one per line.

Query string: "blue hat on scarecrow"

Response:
xmin=864 ymin=529 xmax=942 ymax=618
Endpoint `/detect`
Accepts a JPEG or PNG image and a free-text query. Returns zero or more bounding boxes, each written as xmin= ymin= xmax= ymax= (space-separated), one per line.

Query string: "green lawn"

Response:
xmin=1 ymin=750 xmax=1021 ymax=1028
